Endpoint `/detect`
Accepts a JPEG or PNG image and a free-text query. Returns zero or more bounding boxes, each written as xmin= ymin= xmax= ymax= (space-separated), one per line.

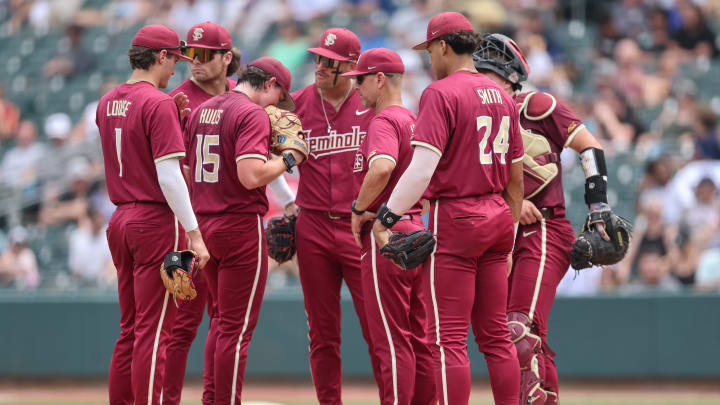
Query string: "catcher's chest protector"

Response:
xmin=518 ymin=92 xmax=559 ymax=199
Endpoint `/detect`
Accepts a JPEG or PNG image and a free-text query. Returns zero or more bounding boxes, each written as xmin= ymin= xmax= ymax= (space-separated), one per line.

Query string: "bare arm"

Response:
xmin=568 ymin=126 xmax=603 ymax=153
xmin=355 ymin=158 xmax=396 ymax=212
xmin=236 ymin=150 xmax=304 ymax=189
xmin=502 ymin=161 xmax=524 ymax=222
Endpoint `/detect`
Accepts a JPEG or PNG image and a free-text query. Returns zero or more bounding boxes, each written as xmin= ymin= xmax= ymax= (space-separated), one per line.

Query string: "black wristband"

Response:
xmin=377 ymin=202 xmax=401 ymax=229
xmin=281 ymin=152 xmax=296 ymax=173
xmin=350 ymin=200 xmax=365 ymax=215
xmin=584 ymin=175 xmax=608 ymax=205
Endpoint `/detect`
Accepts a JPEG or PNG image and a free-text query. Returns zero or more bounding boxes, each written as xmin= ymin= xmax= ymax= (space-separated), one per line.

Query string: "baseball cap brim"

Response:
xmin=341 ymin=69 xmax=367 ymax=77
xmin=308 ymin=47 xmax=353 ymax=61
xmin=277 ymin=92 xmax=295 ymax=112
xmin=411 ymin=40 xmax=430 ymax=51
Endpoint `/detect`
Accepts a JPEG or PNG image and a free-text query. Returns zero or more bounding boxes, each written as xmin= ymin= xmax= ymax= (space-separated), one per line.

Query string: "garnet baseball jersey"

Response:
xmin=97 ymin=81 xmax=186 ymax=205
xmin=292 ymin=84 xmax=374 ymax=212
xmin=353 ymin=105 xmax=422 ymax=214
xmin=184 ymin=91 xmax=271 ymax=215
xmin=516 ymin=92 xmax=584 ymax=210
xmin=170 ymin=77 xmax=237 ymax=166
xmin=410 ymin=70 xmax=523 ymax=199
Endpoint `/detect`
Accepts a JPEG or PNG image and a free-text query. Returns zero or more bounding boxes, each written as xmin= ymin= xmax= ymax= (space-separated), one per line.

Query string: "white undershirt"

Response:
xmin=386 ymin=146 xmax=441 ymax=215
xmin=268 ymin=175 xmax=296 ymax=208
xmin=156 ymin=158 xmax=199 ymax=232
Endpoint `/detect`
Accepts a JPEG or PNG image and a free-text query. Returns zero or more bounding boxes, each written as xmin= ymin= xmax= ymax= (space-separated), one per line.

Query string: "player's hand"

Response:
xmin=284 ymin=201 xmax=299 ymax=217
xmin=352 ymin=211 xmax=377 ymax=248
xmin=588 ymin=202 xmax=612 ymax=241
xmin=173 ymin=92 xmax=191 ymax=121
xmin=372 ymin=220 xmax=391 ymax=250
xmin=520 ymin=200 xmax=543 ymax=225
xmin=186 ymin=228 xmax=210 ymax=269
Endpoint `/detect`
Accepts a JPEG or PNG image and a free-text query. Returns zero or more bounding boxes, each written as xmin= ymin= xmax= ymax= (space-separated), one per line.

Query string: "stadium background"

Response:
xmin=0 ymin=0 xmax=719 ymax=404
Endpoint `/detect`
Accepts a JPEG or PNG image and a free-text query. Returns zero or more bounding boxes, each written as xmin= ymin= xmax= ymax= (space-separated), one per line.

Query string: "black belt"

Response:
xmin=540 ymin=207 xmax=565 ymax=219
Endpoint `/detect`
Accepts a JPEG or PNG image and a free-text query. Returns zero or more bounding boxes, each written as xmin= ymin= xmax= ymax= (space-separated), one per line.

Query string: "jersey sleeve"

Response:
xmin=509 ymin=103 xmax=524 ymax=164
xmin=543 ymin=98 xmax=584 ymax=149
xmin=147 ymin=99 xmax=186 ymax=163
xmin=365 ymin=117 xmax=400 ymax=166
xmin=234 ymin=108 xmax=271 ymax=162
xmin=411 ymin=87 xmax=450 ymax=157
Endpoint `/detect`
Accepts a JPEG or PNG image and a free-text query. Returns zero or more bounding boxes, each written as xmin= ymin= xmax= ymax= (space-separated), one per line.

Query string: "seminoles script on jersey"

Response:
xmin=97 ymin=82 xmax=185 ymax=205
xmin=291 ymin=84 xmax=374 ymax=213
xmin=411 ymin=71 xmax=524 ymax=199
xmin=184 ymin=91 xmax=271 ymax=216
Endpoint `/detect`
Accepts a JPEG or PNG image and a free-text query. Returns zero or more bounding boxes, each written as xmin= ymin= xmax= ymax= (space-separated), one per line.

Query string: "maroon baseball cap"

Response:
xmin=308 ymin=28 xmax=361 ymax=61
xmin=248 ymin=57 xmax=295 ymax=111
xmin=132 ymin=24 xmax=191 ymax=61
xmin=186 ymin=21 xmax=232 ymax=50
xmin=342 ymin=47 xmax=405 ymax=76
xmin=412 ymin=12 xmax=474 ymax=50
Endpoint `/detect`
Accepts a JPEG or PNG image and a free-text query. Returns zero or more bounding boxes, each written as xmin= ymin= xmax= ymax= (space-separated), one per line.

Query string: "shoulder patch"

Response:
xmin=522 ymin=92 xmax=557 ymax=121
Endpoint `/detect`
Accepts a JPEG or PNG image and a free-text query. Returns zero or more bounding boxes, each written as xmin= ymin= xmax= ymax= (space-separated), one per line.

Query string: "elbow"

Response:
xmin=237 ymin=171 xmax=261 ymax=189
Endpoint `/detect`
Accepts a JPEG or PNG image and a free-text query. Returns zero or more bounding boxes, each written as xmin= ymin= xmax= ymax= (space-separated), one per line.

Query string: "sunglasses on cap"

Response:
xmin=183 ymin=46 xmax=228 ymax=63
xmin=162 ymin=40 xmax=187 ymax=51
xmin=356 ymin=72 xmax=394 ymax=85
xmin=315 ymin=54 xmax=341 ymax=69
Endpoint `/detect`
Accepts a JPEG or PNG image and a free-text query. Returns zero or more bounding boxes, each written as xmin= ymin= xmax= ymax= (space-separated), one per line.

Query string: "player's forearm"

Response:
xmin=355 ymin=159 xmax=395 ymax=211
xmin=156 ymin=158 xmax=199 ymax=232
xmin=502 ymin=161 xmax=523 ymax=222
xmin=268 ymin=175 xmax=295 ymax=208
xmin=386 ymin=146 xmax=439 ymax=215
xmin=236 ymin=157 xmax=287 ymax=189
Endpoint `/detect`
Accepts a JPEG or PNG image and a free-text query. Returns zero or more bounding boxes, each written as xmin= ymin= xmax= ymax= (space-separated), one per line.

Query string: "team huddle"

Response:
xmin=97 ymin=11 xmax=629 ymax=405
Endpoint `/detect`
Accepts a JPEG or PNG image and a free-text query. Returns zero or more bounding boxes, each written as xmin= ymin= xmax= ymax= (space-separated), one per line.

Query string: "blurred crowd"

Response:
xmin=0 ymin=0 xmax=718 ymax=294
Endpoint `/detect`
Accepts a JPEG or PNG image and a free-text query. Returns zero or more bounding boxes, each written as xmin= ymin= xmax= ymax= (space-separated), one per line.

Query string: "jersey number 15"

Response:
xmin=477 ymin=115 xmax=510 ymax=165
xmin=195 ymin=134 xmax=220 ymax=183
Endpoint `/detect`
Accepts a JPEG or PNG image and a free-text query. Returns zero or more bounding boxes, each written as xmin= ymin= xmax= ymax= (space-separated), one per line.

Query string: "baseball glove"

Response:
xmin=266 ymin=215 xmax=297 ymax=264
xmin=379 ymin=230 xmax=436 ymax=270
xmin=160 ymin=250 xmax=198 ymax=303
xmin=265 ymin=105 xmax=309 ymax=159
xmin=570 ymin=209 xmax=631 ymax=270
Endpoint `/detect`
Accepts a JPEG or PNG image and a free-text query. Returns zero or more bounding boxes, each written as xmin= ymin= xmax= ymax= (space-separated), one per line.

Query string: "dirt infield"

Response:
xmin=0 ymin=379 xmax=719 ymax=404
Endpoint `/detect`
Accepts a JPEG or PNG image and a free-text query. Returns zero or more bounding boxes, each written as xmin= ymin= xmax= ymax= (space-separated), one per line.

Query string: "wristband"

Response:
xmin=282 ymin=152 xmax=297 ymax=173
xmin=351 ymin=200 xmax=365 ymax=215
xmin=377 ymin=202 xmax=402 ymax=229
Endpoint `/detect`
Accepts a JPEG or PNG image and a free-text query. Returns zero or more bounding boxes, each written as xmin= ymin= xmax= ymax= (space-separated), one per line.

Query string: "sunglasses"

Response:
xmin=183 ymin=46 xmax=227 ymax=63
xmin=162 ymin=40 xmax=187 ymax=51
xmin=315 ymin=54 xmax=341 ymax=69
xmin=356 ymin=73 xmax=393 ymax=85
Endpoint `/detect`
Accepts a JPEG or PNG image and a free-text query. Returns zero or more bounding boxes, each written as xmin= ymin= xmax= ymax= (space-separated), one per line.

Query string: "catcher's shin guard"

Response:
xmin=508 ymin=312 xmax=547 ymax=405
xmin=545 ymin=390 xmax=558 ymax=405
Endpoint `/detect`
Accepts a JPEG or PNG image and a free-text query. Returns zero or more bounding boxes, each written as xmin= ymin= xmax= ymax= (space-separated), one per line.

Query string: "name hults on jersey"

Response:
xmin=306 ymin=126 xmax=367 ymax=159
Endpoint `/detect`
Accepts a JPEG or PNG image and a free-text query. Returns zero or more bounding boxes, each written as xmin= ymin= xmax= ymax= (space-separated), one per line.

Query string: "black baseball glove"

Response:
xmin=266 ymin=215 xmax=297 ymax=264
xmin=570 ymin=207 xmax=631 ymax=270
xmin=379 ymin=230 xmax=436 ymax=270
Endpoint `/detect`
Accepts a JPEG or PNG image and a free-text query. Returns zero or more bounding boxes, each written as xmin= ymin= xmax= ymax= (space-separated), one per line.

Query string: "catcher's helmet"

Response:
xmin=473 ymin=33 xmax=530 ymax=92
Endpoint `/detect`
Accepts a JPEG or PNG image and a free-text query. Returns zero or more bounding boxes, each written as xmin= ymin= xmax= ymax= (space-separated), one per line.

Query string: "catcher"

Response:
xmin=475 ymin=34 xmax=629 ymax=405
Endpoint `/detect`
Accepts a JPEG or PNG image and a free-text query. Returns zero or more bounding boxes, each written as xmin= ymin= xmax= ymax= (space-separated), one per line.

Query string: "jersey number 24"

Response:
xmin=477 ymin=115 xmax=510 ymax=165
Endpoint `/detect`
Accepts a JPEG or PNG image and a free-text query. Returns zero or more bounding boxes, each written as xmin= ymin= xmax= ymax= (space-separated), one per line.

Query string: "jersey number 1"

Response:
xmin=477 ymin=115 xmax=510 ymax=164
xmin=195 ymin=134 xmax=220 ymax=183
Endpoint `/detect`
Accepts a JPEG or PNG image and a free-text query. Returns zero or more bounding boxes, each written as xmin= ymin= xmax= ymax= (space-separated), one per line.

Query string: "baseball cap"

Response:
xmin=342 ymin=47 xmax=405 ymax=76
xmin=248 ymin=57 xmax=295 ymax=111
xmin=412 ymin=12 xmax=474 ymax=50
xmin=308 ymin=28 xmax=361 ymax=61
xmin=132 ymin=24 xmax=192 ymax=61
xmin=186 ymin=21 xmax=232 ymax=50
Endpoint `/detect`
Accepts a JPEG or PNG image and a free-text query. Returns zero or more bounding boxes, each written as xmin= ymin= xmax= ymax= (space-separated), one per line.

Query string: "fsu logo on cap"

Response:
xmin=324 ymin=33 xmax=336 ymax=47
xmin=193 ymin=27 xmax=204 ymax=41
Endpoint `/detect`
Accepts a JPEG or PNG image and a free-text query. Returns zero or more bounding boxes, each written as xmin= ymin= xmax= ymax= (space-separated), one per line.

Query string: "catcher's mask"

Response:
xmin=473 ymin=33 xmax=530 ymax=92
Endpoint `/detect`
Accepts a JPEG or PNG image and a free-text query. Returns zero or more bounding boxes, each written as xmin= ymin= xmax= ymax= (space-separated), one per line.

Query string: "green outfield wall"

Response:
xmin=0 ymin=290 xmax=718 ymax=378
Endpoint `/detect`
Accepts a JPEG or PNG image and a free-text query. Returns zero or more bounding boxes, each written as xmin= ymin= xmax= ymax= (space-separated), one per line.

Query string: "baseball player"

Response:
xmin=475 ymin=33 xmax=612 ymax=405
xmin=345 ymin=48 xmax=436 ymax=405
xmin=291 ymin=28 xmax=382 ymax=404
xmin=184 ymin=56 xmax=303 ymax=405
xmin=163 ymin=21 xmax=238 ymax=405
xmin=372 ymin=13 xmax=523 ymax=405
xmin=98 ymin=24 xmax=210 ymax=405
